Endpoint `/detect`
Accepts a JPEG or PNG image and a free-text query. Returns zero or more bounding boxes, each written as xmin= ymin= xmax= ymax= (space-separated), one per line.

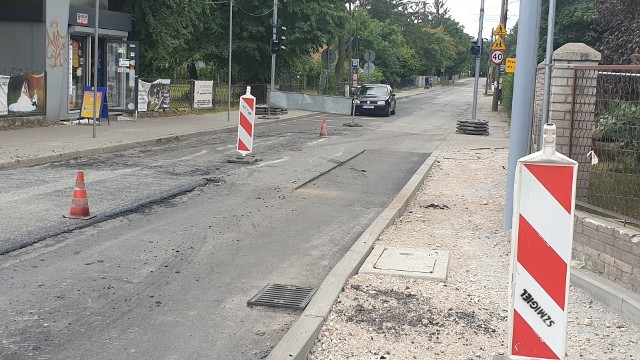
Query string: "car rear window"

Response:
xmin=359 ymin=86 xmax=388 ymax=96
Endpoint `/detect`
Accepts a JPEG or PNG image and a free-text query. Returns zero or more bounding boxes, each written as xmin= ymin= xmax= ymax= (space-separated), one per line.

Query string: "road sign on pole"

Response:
xmin=236 ymin=86 xmax=256 ymax=156
xmin=364 ymin=50 xmax=375 ymax=62
xmin=506 ymin=58 xmax=516 ymax=73
xmin=363 ymin=62 xmax=375 ymax=75
xmin=352 ymin=58 xmax=359 ymax=69
xmin=492 ymin=37 xmax=506 ymax=50
xmin=494 ymin=23 xmax=508 ymax=37
xmin=508 ymin=124 xmax=577 ymax=359
xmin=490 ymin=50 xmax=505 ymax=65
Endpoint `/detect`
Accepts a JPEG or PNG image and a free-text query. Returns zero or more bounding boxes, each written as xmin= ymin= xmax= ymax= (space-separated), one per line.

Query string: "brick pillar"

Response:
xmin=532 ymin=43 xmax=601 ymax=200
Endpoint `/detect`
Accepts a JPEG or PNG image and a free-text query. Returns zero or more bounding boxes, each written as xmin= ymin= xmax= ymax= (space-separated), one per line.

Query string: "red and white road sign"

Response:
xmin=236 ymin=87 xmax=256 ymax=156
xmin=508 ymin=124 xmax=578 ymax=359
xmin=491 ymin=50 xmax=505 ymax=65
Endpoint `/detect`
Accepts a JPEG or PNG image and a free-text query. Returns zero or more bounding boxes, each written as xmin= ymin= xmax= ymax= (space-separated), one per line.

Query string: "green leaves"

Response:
xmin=123 ymin=0 xmax=473 ymax=83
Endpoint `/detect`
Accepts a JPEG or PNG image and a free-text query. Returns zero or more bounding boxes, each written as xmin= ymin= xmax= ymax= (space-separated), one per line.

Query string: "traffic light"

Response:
xmin=270 ymin=38 xmax=282 ymax=54
xmin=470 ymin=39 xmax=481 ymax=56
xmin=276 ymin=24 xmax=286 ymax=52
xmin=271 ymin=24 xmax=286 ymax=54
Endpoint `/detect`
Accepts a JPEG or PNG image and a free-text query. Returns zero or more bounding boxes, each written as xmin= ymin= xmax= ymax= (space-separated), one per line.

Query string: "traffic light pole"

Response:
xmin=471 ymin=0 xmax=484 ymax=120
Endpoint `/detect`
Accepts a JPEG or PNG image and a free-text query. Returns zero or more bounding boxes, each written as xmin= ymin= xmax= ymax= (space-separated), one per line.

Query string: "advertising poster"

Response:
xmin=5 ymin=72 xmax=46 ymax=115
xmin=138 ymin=80 xmax=150 ymax=112
xmin=193 ymin=80 xmax=213 ymax=109
xmin=136 ymin=79 xmax=170 ymax=112
xmin=0 ymin=76 xmax=8 ymax=116
xmin=80 ymin=90 xmax=104 ymax=119
xmin=149 ymin=79 xmax=170 ymax=111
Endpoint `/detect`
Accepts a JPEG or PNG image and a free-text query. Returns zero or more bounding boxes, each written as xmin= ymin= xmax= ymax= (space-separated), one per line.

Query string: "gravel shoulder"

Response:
xmin=309 ymin=148 xmax=640 ymax=360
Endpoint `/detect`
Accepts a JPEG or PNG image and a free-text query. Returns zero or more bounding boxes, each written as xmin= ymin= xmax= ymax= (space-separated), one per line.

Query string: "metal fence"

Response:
xmin=571 ymin=66 xmax=640 ymax=222
xmin=139 ymin=80 xmax=268 ymax=110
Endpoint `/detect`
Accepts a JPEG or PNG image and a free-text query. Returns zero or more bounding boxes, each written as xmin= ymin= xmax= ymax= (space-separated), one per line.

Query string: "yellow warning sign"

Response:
xmin=492 ymin=36 xmax=506 ymax=50
xmin=506 ymin=58 xmax=516 ymax=73
xmin=494 ymin=23 xmax=507 ymax=37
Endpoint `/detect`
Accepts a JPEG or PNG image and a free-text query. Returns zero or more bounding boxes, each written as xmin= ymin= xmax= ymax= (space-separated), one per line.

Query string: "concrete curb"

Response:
xmin=0 ymin=114 xmax=310 ymax=171
xmin=571 ymin=268 xmax=640 ymax=326
xmin=266 ymin=151 xmax=440 ymax=360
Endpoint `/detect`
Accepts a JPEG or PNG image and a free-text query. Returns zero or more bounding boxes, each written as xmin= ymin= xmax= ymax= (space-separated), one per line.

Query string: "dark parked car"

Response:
xmin=352 ymin=84 xmax=396 ymax=116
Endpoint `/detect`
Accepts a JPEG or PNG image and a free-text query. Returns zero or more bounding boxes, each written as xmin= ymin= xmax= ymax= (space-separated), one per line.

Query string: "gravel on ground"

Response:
xmin=308 ymin=148 xmax=640 ymax=360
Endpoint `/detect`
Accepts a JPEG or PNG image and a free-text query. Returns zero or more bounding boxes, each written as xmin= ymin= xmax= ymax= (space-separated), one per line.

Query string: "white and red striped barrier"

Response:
xmin=508 ymin=124 xmax=578 ymax=359
xmin=236 ymin=87 xmax=256 ymax=156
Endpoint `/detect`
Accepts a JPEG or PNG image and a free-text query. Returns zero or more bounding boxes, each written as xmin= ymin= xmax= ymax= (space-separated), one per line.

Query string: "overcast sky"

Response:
xmin=445 ymin=0 xmax=520 ymax=39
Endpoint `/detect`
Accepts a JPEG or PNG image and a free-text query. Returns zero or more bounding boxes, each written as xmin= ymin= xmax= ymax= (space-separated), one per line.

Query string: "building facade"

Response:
xmin=0 ymin=0 xmax=135 ymax=121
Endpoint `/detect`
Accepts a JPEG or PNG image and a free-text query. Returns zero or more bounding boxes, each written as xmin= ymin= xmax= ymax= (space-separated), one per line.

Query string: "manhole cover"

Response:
xmin=374 ymin=248 xmax=437 ymax=273
xmin=360 ymin=247 xmax=450 ymax=281
xmin=247 ymin=284 xmax=316 ymax=310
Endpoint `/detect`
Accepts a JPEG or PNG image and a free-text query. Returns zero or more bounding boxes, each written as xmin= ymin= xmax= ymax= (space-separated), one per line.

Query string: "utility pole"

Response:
xmin=484 ymin=28 xmax=494 ymax=95
xmin=470 ymin=0 xmax=485 ymax=121
xmin=504 ymin=0 xmax=543 ymax=230
xmin=491 ymin=0 xmax=508 ymax=111
xmin=227 ymin=0 xmax=233 ymax=122
xmin=92 ymin=0 xmax=99 ymax=138
xmin=270 ymin=0 xmax=278 ymax=92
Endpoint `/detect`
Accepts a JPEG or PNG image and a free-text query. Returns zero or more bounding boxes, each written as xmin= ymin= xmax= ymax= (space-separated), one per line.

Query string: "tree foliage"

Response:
xmin=124 ymin=0 xmax=474 ymax=84
xmin=538 ymin=0 xmax=597 ymax=62
xmin=591 ymin=0 xmax=640 ymax=64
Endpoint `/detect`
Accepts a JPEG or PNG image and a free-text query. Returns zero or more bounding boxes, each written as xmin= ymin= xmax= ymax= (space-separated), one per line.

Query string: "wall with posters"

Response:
xmin=0 ymin=72 xmax=46 ymax=117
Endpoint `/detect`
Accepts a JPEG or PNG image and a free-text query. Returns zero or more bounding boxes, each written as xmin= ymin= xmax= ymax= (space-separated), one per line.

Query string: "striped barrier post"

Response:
xmin=508 ymin=124 xmax=578 ymax=359
xmin=237 ymin=86 xmax=256 ymax=156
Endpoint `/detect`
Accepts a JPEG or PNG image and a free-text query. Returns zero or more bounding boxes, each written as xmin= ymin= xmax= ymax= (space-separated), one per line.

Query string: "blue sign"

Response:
xmin=351 ymin=59 xmax=359 ymax=69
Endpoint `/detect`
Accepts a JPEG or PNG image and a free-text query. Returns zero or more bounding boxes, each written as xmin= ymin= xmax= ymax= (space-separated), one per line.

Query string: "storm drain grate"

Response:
xmin=247 ymin=283 xmax=316 ymax=310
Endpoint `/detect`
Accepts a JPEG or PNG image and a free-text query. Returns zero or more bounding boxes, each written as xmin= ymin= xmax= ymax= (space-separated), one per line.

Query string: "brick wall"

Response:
xmin=573 ymin=211 xmax=640 ymax=293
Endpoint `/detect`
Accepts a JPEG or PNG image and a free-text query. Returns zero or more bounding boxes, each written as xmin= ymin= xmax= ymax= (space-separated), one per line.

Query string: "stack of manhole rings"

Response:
xmin=255 ymin=105 xmax=288 ymax=116
xmin=456 ymin=120 xmax=489 ymax=136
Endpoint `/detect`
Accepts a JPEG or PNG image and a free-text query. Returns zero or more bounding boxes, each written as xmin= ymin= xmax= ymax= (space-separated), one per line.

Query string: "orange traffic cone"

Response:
xmin=320 ymin=119 xmax=328 ymax=137
xmin=63 ymin=171 xmax=96 ymax=220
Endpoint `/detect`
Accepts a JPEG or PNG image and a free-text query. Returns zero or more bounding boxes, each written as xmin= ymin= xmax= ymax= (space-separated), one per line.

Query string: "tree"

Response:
xmin=591 ymin=0 xmax=640 ymax=64
xmin=538 ymin=0 xmax=597 ymax=62
xmin=354 ymin=10 xmax=419 ymax=85
xmin=124 ymin=0 xmax=210 ymax=77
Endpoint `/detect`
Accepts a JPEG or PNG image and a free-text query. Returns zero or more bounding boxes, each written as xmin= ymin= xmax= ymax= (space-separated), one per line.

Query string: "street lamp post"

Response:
xmin=92 ymin=0 xmax=99 ymax=138
xmin=227 ymin=0 xmax=233 ymax=123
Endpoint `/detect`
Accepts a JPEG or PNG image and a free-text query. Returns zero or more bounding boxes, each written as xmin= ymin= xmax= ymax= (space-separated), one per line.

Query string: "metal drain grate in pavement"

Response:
xmin=247 ymin=283 xmax=316 ymax=310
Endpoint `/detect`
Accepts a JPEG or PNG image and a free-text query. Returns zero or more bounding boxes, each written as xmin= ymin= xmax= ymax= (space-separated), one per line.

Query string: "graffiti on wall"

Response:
xmin=46 ymin=21 xmax=66 ymax=69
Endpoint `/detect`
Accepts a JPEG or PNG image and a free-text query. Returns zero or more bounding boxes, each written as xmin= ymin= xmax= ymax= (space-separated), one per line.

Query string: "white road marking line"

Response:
xmin=215 ymin=145 xmax=235 ymax=150
xmin=308 ymin=138 xmax=327 ymax=145
xmin=149 ymin=150 xmax=209 ymax=166
xmin=250 ymin=157 xmax=289 ymax=168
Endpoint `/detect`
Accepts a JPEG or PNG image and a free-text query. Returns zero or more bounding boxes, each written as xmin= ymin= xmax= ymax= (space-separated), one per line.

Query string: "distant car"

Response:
xmin=352 ymin=84 xmax=396 ymax=117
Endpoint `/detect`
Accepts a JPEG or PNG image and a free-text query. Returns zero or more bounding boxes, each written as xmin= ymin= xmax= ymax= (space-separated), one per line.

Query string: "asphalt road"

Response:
xmin=0 ymin=84 xmax=471 ymax=359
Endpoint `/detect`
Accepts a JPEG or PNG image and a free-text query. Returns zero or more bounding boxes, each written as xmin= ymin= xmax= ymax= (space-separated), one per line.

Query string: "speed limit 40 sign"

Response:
xmin=490 ymin=50 xmax=505 ymax=65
